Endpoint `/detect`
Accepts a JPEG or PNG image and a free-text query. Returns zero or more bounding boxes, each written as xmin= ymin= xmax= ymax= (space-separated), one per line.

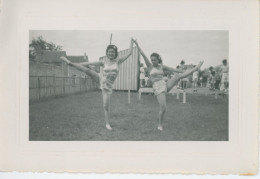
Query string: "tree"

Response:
xmin=29 ymin=36 xmax=62 ymax=60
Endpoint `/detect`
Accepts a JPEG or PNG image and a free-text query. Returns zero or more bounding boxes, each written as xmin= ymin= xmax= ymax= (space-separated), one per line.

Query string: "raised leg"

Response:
xmin=60 ymin=56 xmax=100 ymax=83
xmin=166 ymin=61 xmax=203 ymax=91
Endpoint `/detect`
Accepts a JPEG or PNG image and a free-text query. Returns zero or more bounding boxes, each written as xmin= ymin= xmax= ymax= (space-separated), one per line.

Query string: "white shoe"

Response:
xmin=157 ymin=125 xmax=163 ymax=131
xmin=196 ymin=61 xmax=204 ymax=70
xmin=106 ymin=124 xmax=113 ymax=130
xmin=60 ymin=56 xmax=71 ymax=64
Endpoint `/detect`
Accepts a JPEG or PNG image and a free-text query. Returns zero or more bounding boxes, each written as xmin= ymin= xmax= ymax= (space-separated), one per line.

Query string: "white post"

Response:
xmin=128 ymin=89 xmax=130 ymax=104
xmin=110 ymin=34 xmax=113 ymax=45
xmin=183 ymin=92 xmax=186 ymax=103
xmin=177 ymin=93 xmax=179 ymax=99
xmin=215 ymin=92 xmax=218 ymax=99
xmin=139 ymin=90 xmax=141 ymax=100
xmin=128 ymin=75 xmax=131 ymax=104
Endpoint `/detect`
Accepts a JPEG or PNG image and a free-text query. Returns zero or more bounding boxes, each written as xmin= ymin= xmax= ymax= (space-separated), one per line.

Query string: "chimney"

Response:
xmin=83 ymin=52 xmax=88 ymax=62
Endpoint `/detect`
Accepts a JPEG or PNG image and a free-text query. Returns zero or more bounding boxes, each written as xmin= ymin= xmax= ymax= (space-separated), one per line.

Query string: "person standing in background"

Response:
xmin=180 ymin=60 xmax=188 ymax=89
xmin=140 ymin=63 xmax=146 ymax=88
xmin=219 ymin=59 xmax=229 ymax=92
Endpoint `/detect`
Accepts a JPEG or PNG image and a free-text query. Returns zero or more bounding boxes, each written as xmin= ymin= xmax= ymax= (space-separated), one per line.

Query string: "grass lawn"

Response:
xmin=29 ymin=90 xmax=228 ymax=141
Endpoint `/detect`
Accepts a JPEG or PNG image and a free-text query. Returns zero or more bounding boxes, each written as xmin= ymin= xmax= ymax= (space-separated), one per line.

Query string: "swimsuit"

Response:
xmin=100 ymin=60 xmax=119 ymax=94
xmin=149 ymin=65 xmax=167 ymax=96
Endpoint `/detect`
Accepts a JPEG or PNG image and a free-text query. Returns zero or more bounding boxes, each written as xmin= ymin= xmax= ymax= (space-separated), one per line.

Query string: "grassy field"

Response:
xmin=29 ymin=90 xmax=228 ymax=141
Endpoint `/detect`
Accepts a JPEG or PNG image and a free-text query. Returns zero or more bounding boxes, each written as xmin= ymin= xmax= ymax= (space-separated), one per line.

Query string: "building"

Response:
xmin=32 ymin=50 xmax=89 ymax=77
xmin=67 ymin=53 xmax=88 ymax=63
xmin=35 ymin=50 xmax=67 ymax=66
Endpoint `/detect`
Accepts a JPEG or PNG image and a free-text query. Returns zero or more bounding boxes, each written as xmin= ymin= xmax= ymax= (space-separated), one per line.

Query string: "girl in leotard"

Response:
xmin=60 ymin=38 xmax=134 ymax=130
xmin=133 ymin=40 xmax=203 ymax=131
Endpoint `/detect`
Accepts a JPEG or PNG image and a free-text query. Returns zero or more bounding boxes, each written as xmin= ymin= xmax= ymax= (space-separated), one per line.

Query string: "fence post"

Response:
xmin=183 ymin=92 xmax=186 ymax=103
xmin=53 ymin=76 xmax=56 ymax=97
xmin=38 ymin=77 xmax=40 ymax=100
xmin=69 ymin=77 xmax=71 ymax=94
xmin=45 ymin=76 xmax=47 ymax=98
xmin=63 ymin=77 xmax=65 ymax=95
xmin=215 ymin=92 xmax=218 ymax=99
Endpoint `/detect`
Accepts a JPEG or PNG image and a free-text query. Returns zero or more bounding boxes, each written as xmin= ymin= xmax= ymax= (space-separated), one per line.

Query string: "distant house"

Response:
xmin=67 ymin=53 xmax=88 ymax=63
xmin=34 ymin=51 xmax=90 ymax=77
xmin=35 ymin=50 xmax=67 ymax=66
xmin=35 ymin=51 xmax=89 ymax=65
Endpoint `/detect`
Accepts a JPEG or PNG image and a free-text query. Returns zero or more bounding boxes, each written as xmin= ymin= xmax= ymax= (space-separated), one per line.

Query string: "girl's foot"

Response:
xmin=195 ymin=61 xmax=204 ymax=70
xmin=106 ymin=124 xmax=113 ymax=130
xmin=60 ymin=56 xmax=71 ymax=65
xmin=157 ymin=125 xmax=163 ymax=131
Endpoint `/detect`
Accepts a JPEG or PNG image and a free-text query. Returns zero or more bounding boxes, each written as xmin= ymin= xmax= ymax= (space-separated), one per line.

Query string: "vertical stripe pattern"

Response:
xmin=100 ymin=47 xmax=140 ymax=91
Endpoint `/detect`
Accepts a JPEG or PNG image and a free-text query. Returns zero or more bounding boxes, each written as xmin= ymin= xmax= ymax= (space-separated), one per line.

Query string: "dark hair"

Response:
xmin=150 ymin=53 xmax=162 ymax=64
xmin=176 ymin=65 xmax=180 ymax=69
xmin=106 ymin=45 xmax=118 ymax=59
xmin=209 ymin=66 xmax=213 ymax=71
xmin=222 ymin=59 xmax=227 ymax=64
xmin=180 ymin=60 xmax=185 ymax=65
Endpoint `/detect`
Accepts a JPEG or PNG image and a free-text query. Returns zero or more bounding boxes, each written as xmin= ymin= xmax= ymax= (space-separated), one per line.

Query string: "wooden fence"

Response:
xmin=29 ymin=76 xmax=99 ymax=101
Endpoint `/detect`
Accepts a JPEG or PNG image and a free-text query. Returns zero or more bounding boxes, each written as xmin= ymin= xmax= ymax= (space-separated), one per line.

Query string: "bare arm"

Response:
xmin=133 ymin=40 xmax=152 ymax=68
xmin=117 ymin=39 xmax=134 ymax=64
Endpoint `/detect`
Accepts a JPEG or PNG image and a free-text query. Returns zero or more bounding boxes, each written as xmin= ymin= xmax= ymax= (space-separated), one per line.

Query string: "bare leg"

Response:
xmin=60 ymin=56 xmax=100 ymax=83
xmin=193 ymin=81 xmax=197 ymax=91
xmin=224 ymin=82 xmax=229 ymax=91
xmin=102 ymin=92 xmax=112 ymax=130
xmin=166 ymin=61 xmax=203 ymax=91
xmin=156 ymin=93 xmax=166 ymax=131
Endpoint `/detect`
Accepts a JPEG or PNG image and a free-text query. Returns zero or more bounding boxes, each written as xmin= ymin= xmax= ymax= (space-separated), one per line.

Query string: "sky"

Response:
xmin=29 ymin=30 xmax=228 ymax=69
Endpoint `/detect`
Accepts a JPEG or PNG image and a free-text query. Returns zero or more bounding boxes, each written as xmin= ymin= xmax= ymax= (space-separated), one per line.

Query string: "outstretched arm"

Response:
xmin=117 ymin=38 xmax=134 ymax=64
xmin=133 ymin=40 xmax=152 ymax=68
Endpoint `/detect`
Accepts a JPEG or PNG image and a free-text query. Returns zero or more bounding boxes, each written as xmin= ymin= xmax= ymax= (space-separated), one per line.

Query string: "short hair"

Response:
xmin=209 ymin=66 xmax=213 ymax=71
xmin=180 ymin=60 xmax=185 ymax=65
xmin=222 ymin=59 xmax=227 ymax=64
xmin=150 ymin=53 xmax=162 ymax=64
xmin=106 ymin=45 xmax=118 ymax=58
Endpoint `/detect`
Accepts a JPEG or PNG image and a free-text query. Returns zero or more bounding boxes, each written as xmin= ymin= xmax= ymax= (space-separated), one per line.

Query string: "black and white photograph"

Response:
xmin=29 ymin=30 xmax=229 ymax=141
xmin=0 ymin=0 xmax=258 ymax=176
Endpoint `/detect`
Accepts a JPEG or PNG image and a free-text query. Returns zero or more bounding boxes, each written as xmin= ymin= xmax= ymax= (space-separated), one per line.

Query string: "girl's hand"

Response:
xmin=131 ymin=38 xmax=134 ymax=44
xmin=133 ymin=39 xmax=139 ymax=46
